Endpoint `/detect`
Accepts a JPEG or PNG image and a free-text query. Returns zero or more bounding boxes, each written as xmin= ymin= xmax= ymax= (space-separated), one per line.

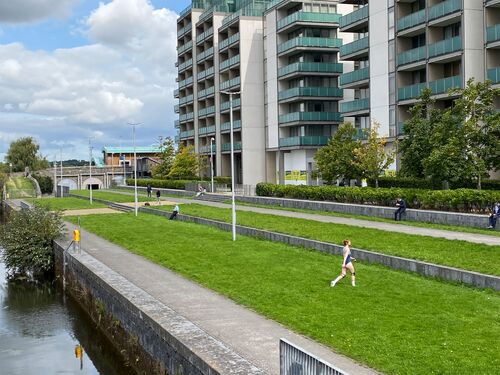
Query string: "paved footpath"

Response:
xmin=108 ymin=190 xmax=500 ymax=246
xmin=68 ymin=222 xmax=379 ymax=375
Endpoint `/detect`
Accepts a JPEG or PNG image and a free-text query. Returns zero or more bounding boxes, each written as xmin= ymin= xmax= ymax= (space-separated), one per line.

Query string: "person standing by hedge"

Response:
xmin=394 ymin=197 xmax=406 ymax=221
xmin=156 ymin=189 xmax=161 ymax=204
xmin=331 ymin=240 xmax=356 ymax=287
xmin=488 ymin=202 xmax=500 ymax=229
xmin=147 ymin=184 xmax=152 ymax=198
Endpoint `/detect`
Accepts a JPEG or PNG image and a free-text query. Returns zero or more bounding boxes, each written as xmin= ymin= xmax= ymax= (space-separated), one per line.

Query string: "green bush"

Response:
xmin=33 ymin=174 xmax=54 ymax=194
xmin=256 ymin=183 xmax=500 ymax=213
xmin=367 ymin=176 xmax=500 ymax=190
xmin=128 ymin=177 xmax=232 ymax=190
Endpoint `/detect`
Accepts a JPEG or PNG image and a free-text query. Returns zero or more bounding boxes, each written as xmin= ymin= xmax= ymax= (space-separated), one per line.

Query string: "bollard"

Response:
xmin=73 ymin=229 xmax=80 ymax=253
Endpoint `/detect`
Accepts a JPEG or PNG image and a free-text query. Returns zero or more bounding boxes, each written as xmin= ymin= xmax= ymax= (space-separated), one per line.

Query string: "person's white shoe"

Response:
xmin=330 ymin=281 xmax=336 ymax=287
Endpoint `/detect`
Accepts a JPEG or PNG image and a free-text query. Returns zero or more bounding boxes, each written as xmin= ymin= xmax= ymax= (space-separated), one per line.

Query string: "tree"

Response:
xmin=6 ymin=137 xmax=49 ymax=173
xmin=151 ymin=136 xmax=175 ymax=179
xmin=167 ymin=145 xmax=200 ymax=180
xmin=353 ymin=123 xmax=395 ymax=188
xmin=314 ymin=123 xmax=362 ymax=184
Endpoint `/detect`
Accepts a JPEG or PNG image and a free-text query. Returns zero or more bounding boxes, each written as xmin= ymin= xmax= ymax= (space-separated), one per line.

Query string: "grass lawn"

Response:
xmin=34 ymin=197 xmax=107 ymax=210
xmin=154 ymin=203 xmax=500 ymax=276
xmin=67 ymin=213 xmax=500 ymax=375
xmin=230 ymin=201 xmax=500 ymax=238
xmin=109 ymin=188 xmax=194 ymax=200
xmin=5 ymin=177 xmax=35 ymax=198
xmin=71 ymin=190 xmax=151 ymax=203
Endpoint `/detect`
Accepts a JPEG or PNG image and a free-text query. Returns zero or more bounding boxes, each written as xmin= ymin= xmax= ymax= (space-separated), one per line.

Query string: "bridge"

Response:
xmin=37 ymin=166 xmax=134 ymax=190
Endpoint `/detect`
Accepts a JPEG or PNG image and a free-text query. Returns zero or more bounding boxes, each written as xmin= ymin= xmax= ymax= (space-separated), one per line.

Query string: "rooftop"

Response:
xmin=103 ymin=146 xmax=161 ymax=154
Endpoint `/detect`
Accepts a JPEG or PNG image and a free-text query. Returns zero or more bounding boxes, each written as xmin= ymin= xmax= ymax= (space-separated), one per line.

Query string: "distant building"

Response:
xmin=102 ymin=146 xmax=161 ymax=169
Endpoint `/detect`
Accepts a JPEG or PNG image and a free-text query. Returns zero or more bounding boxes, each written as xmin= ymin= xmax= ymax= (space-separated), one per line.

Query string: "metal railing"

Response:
xmin=396 ymin=9 xmax=425 ymax=32
xmin=277 ymin=11 xmax=341 ymax=30
xmin=219 ymin=76 xmax=241 ymax=90
xmin=278 ymin=112 xmax=342 ymax=123
xmin=340 ymin=6 xmax=368 ymax=29
xmin=221 ymin=97 xmax=241 ymax=111
xmin=397 ymin=82 xmax=426 ymax=101
xmin=196 ymin=46 xmax=214 ymax=62
xmin=219 ymin=32 xmax=240 ymax=51
xmin=339 ymin=67 xmax=369 ymax=86
xmin=221 ymin=119 xmax=242 ymax=131
xmin=221 ymin=142 xmax=242 ymax=151
xmin=220 ymin=55 xmax=240 ymax=70
xmin=340 ymin=98 xmax=370 ymax=113
xmin=278 ymin=37 xmax=342 ymax=54
xmin=486 ymin=24 xmax=500 ymax=43
xmin=279 ymin=136 xmax=330 ymax=147
xmin=428 ymin=35 xmax=462 ymax=58
xmin=397 ymin=46 xmax=426 ymax=66
xmin=278 ymin=87 xmax=343 ymax=101
xmin=339 ymin=36 xmax=368 ymax=58
xmin=198 ymin=125 xmax=216 ymax=135
xmin=428 ymin=75 xmax=462 ymax=95
xmin=428 ymin=0 xmax=461 ymax=22
xmin=278 ymin=62 xmax=343 ymax=77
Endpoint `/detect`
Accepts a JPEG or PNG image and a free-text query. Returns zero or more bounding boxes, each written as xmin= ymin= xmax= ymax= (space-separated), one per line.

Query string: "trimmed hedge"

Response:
xmin=367 ymin=177 xmax=500 ymax=191
xmin=127 ymin=177 xmax=232 ymax=190
xmin=256 ymin=183 xmax=500 ymax=213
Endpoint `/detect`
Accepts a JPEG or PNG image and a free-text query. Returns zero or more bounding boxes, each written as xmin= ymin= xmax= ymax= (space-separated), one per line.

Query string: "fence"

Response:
xmin=280 ymin=339 xmax=349 ymax=375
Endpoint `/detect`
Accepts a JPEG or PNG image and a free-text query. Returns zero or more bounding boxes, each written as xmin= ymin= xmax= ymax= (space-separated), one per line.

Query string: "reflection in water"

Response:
xmin=0 ymin=258 xmax=134 ymax=374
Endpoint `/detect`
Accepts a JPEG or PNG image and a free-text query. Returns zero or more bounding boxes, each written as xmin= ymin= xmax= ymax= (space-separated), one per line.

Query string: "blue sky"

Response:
xmin=0 ymin=0 xmax=192 ymax=161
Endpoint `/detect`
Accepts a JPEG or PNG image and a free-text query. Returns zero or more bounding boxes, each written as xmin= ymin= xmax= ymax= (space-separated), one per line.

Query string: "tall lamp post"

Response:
xmin=128 ymin=122 xmax=141 ymax=217
xmin=88 ymin=138 xmax=93 ymax=205
xmin=220 ymin=90 xmax=240 ymax=241
xmin=210 ymin=137 xmax=215 ymax=193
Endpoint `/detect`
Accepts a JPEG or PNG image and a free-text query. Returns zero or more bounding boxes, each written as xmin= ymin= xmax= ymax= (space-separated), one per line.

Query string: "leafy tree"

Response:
xmin=0 ymin=205 xmax=64 ymax=279
xmin=314 ymin=123 xmax=362 ymax=184
xmin=168 ymin=145 xmax=200 ymax=180
xmin=33 ymin=174 xmax=54 ymax=194
xmin=6 ymin=137 xmax=49 ymax=172
xmin=353 ymin=123 xmax=395 ymax=188
xmin=151 ymin=136 xmax=175 ymax=179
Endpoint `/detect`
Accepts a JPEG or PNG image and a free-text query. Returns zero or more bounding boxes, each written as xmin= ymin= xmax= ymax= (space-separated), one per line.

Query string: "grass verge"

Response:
xmin=71 ymin=190 xmax=151 ymax=203
xmin=34 ymin=197 xmax=107 ymax=210
xmin=155 ymin=203 xmax=500 ymax=276
xmin=67 ymin=213 xmax=500 ymax=375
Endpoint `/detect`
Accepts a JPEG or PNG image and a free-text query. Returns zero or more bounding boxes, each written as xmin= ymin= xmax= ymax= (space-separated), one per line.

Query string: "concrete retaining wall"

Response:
xmin=141 ymin=207 xmax=500 ymax=291
xmin=53 ymin=240 xmax=266 ymax=375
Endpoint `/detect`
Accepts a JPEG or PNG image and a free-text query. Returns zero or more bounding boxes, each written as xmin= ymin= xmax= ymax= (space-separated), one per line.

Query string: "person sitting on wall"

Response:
xmin=169 ymin=204 xmax=179 ymax=220
xmin=394 ymin=197 xmax=407 ymax=221
xmin=488 ymin=202 xmax=500 ymax=229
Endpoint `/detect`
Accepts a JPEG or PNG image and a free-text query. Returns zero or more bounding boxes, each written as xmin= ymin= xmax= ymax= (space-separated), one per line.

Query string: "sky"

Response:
xmin=0 ymin=0 xmax=192 ymax=162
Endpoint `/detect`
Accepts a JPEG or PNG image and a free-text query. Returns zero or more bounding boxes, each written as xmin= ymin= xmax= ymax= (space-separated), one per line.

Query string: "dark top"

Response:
xmin=156 ymin=190 xmax=161 ymax=197
xmin=397 ymin=199 xmax=406 ymax=209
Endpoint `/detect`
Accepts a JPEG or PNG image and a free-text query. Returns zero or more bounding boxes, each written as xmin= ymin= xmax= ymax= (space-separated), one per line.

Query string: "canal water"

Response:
xmin=0 ymin=258 xmax=134 ymax=375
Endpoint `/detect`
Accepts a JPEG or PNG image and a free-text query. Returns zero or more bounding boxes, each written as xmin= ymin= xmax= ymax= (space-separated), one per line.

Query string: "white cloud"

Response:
xmin=0 ymin=0 xmax=79 ymax=24
xmin=0 ymin=0 xmax=179 ymax=160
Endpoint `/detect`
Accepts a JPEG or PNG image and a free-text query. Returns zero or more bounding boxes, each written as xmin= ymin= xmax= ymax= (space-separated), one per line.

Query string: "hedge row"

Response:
xmin=367 ymin=177 xmax=500 ymax=191
xmin=127 ymin=177 xmax=232 ymax=190
xmin=256 ymin=183 xmax=500 ymax=213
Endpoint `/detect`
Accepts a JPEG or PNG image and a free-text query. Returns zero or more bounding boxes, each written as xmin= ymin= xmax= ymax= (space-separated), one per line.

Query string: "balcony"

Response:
xmin=221 ymin=142 xmax=242 ymax=152
xmin=198 ymin=125 xmax=216 ymax=135
xmin=340 ymin=98 xmax=369 ymax=114
xmin=198 ymin=105 xmax=215 ymax=117
xmin=221 ymin=119 xmax=242 ymax=132
xmin=278 ymin=112 xmax=342 ymax=124
xmin=179 ymin=112 xmax=194 ymax=122
xmin=174 ymin=120 xmax=180 ymax=128
xmin=198 ymin=86 xmax=215 ymax=99
xmin=219 ymin=32 xmax=240 ymax=51
xmin=340 ymin=6 xmax=368 ymax=32
xmin=196 ymin=26 xmax=213 ymax=45
xmin=196 ymin=47 xmax=214 ymax=62
xmin=397 ymin=82 xmax=426 ymax=101
xmin=278 ymin=37 xmax=342 ymax=55
xmin=428 ymin=0 xmax=461 ymax=23
xmin=428 ymin=75 xmax=462 ymax=95
xmin=278 ymin=87 xmax=343 ymax=101
xmin=397 ymin=46 xmax=426 ymax=67
xmin=354 ymin=128 xmax=368 ymax=141
xmin=177 ymin=23 xmax=192 ymax=38
xmin=220 ymin=97 xmax=241 ymax=111
xmin=486 ymin=24 xmax=500 ymax=44
xmin=219 ymin=76 xmax=241 ymax=91
xmin=174 ymin=89 xmax=179 ymax=98
xmin=199 ymin=144 xmax=216 ymax=154
xmin=339 ymin=67 xmax=369 ymax=87
xmin=220 ymin=55 xmax=240 ymax=71
xmin=278 ymin=62 xmax=343 ymax=78
xmin=178 ymin=40 xmax=193 ymax=55
xmin=279 ymin=136 xmax=330 ymax=148
xmin=428 ymin=36 xmax=462 ymax=59
xmin=487 ymin=67 xmax=500 ymax=84
xmin=339 ymin=37 xmax=369 ymax=60
xmin=197 ymin=66 xmax=215 ymax=81
xmin=277 ymin=12 xmax=341 ymax=31
xmin=396 ymin=9 xmax=425 ymax=33
xmin=180 ymin=129 xmax=195 ymax=139
xmin=178 ymin=58 xmax=193 ymax=73
xmin=174 ymin=104 xmax=179 ymax=113
xmin=179 ymin=76 xmax=194 ymax=89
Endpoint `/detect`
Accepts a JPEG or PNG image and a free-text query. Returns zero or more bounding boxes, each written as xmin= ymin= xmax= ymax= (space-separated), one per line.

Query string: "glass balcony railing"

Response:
xmin=339 ymin=67 xmax=369 ymax=86
xmin=198 ymin=105 xmax=215 ymax=117
xmin=174 ymin=120 xmax=180 ymax=128
xmin=486 ymin=24 xmax=500 ymax=43
xmin=179 ymin=94 xmax=194 ymax=105
xmin=220 ymin=98 xmax=241 ymax=111
xmin=178 ymin=40 xmax=193 ymax=55
xmin=174 ymin=134 xmax=180 ymax=142
xmin=277 ymin=12 xmax=341 ymax=30
xmin=174 ymin=104 xmax=179 ymax=113
xmin=219 ymin=76 xmax=241 ymax=91
xmin=339 ymin=37 xmax=369 ymax=58
xmin=179 ymin=76 xmax=194 ymax=88
xmin=397 ymin=46 xmax=426 ymax=66
xmin=174 ymin=89 xmax=179 ymax=98
xmin=219 ymin=32 xmax=240 ymax=51
xmin=279 ymin=136 xmax=330 ymax=147
xmin=179 ymin=112 xmax=194 ymax=122
xmin=178 ymin=58 xmax=193 ymax=72
xmin=197 ymin=66 xmax=214 ymax=80
xmin=428 ymin=36 xmax=462 ymax=58
xmin=278 ymin=112 xmax=342 ymax=124
xmin=396 ymin=9 xmax=425 ymax=32
xmin=487 ymin=67 xmax=500 ymax=84
xmin=220 ymin=55 xmax=240 ymax=70
xmin=198 ymin=86 xmax=215 ymax=98
xmin=198 ymin=125 xmax=216 ymax=135
xmin=278 ymin=87 xmax=343 ymax=101
xmin=428 ymin=0 xmax=461 ymax=22
xmin=340 ymin=6 xmax=369 ymax=29
xmin=177 ymin=23 xmax=192 ymax=38
xmin=221 ymin=142 xmax=242 ymax=151
xmin=221 ymin=119 xmax=242 ymax=131
xmin=340 ymin=98 xmax=370 ymax=113
xmin=397 ymin=82 xmax=426 ymax=101
xmin=196 ymin=47 xmax=214 ymax=62
xmin=278 ymin=37 xmax=342 ymax=54
xmin=196 ymin=26 xmax=213 ymax=44
xmin=278 ymin=62 xmax=343 ymax=77
xmin=199 ymin=144 xmax=216 ymax=154
xmin=428 ymin=75 xmax=462 ymax=95
xmin=180 ymin=129 xmax=195 ymax=139
xmin=354 ymin=128 xmax=368 ymax=141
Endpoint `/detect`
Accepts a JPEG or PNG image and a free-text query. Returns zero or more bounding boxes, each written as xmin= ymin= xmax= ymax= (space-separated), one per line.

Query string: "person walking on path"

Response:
xmin=147 ymin=184 xmax=152 ymax=198
xmin=488 ymin=202 xmax=500 ymax=229
xmin=169 ymin=204 xmax=180 ymax=220
xmin=394 ymin=197 xmax=407 ymax=221
xmin=331 ymin=240 xmax=356 ymax=287
xmin=156 ymin=189 xmax=161 ymax=204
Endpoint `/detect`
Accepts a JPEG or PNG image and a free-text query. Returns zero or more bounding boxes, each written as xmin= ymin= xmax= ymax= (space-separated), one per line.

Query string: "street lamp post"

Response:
xmin=221 ymin=90 xmax=240 ymax=241
xmin=128 ymin=122 xmax=141 ymax=217
xmin=53 ymin=160 xmax=57 ymax=196
xmin=88 ymin=138 xmax=93 ymax=205
xmin=210 ymin=137 xmax=215 ymax=193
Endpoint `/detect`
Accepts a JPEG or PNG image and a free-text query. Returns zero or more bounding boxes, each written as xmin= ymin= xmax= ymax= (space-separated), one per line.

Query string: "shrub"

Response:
xmin=127 ymin=177 xmax=233 ymax=190
xmin=0 ymin=205 xmax=64 ymax=279
xmin=367 ymin=176 xmax=500 ymax=191
xmin=256 ymin=183 xmax=500 ymax=213
xmin=33 ymin=174 xmax=54 ymax=194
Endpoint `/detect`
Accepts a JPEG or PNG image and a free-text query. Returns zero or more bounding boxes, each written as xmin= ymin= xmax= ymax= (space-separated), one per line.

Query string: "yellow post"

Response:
xmin=73 ymin=229 xmax=80 ymax=243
